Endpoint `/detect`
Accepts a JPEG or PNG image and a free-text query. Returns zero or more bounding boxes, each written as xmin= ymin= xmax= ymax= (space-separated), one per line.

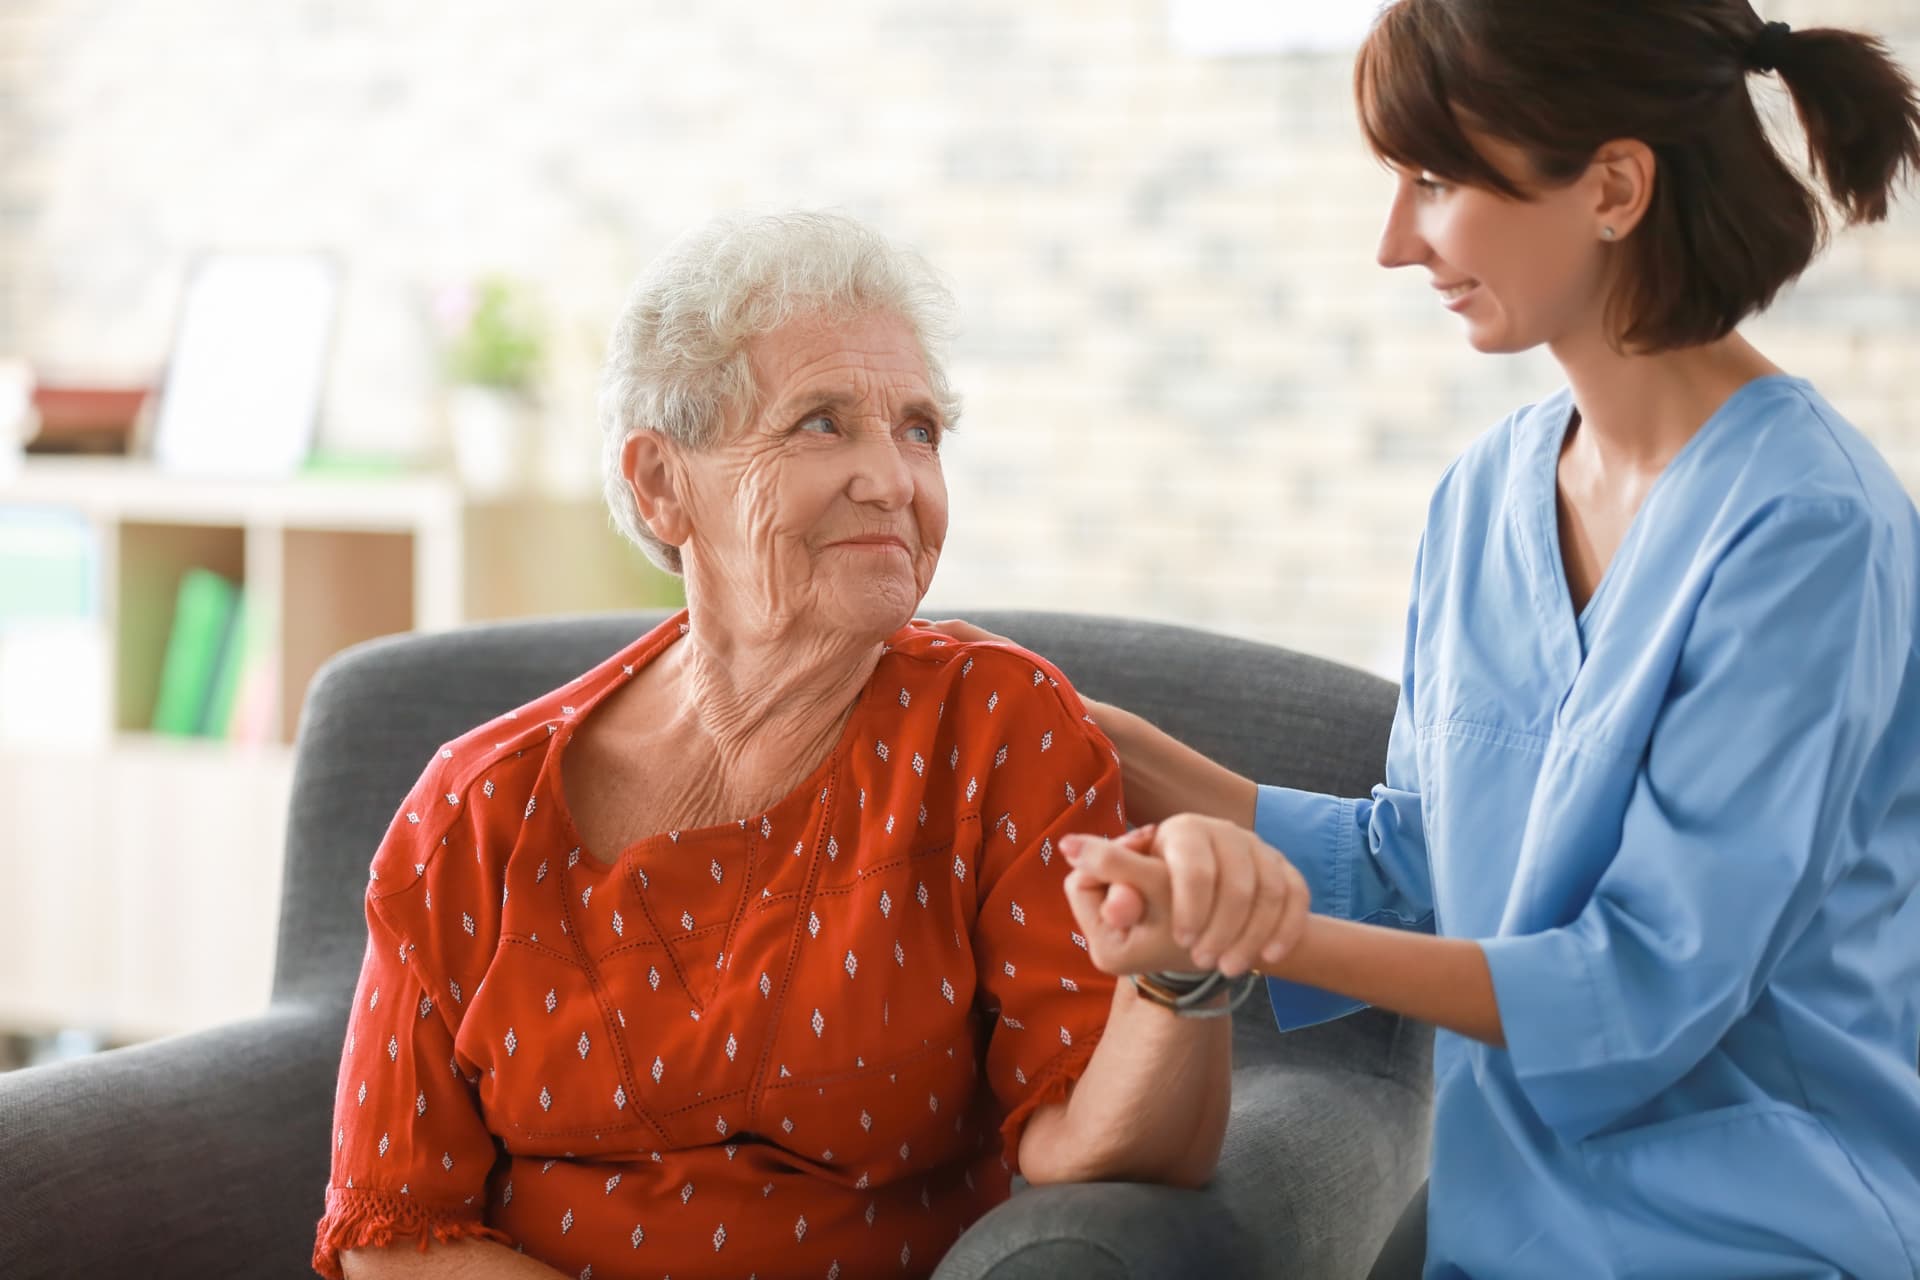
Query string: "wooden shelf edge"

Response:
xmin=1 ymin=458 xmax=461 ymax=532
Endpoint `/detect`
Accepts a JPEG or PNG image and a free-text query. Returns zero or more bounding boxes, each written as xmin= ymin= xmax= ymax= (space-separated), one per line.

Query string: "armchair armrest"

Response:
xmin=938 ymin=1014 xmax=1432 ymax=1280
xmin=932 ymin=1179 xmax=1256 ymax=1279
xmin=0 ymin=999 xmax=348 ymax=1278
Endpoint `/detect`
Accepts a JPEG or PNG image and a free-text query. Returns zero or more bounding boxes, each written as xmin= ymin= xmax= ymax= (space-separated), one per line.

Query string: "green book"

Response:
xmin=150 ymin=568 xmax=240 ymax=736
xmin=197 ymin=586 xmax=256 ymax=738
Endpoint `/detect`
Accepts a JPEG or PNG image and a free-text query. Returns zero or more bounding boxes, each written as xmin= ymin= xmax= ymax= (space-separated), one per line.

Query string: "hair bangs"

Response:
xmin=1354 ymin=1 xmax=1524 ymax=196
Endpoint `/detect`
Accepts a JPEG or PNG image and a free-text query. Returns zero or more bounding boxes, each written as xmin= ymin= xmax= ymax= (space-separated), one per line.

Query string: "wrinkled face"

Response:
xmin=1374 ymin=137 xmax=1610 ymax=354
xmin=675 ymin=309 xmax=949 ymax=642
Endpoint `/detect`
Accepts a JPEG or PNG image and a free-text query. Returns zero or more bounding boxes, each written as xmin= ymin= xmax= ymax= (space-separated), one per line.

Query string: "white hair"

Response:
xmin=598 ymin=210 xmax=962 ymax=573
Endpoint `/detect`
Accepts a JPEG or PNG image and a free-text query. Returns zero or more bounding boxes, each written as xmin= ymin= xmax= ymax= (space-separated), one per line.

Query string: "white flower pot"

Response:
xmin=447 ymin=385 xmax=531 ymax=497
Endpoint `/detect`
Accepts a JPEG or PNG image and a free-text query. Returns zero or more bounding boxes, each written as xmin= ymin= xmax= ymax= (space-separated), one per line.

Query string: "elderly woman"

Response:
xmin=312 ymin=212 xmax=1232 ymax=1280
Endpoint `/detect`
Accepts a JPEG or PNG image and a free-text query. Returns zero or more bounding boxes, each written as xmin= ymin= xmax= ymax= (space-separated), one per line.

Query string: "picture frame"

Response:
xmin=150 ymin=250 xmax=340 ymax=478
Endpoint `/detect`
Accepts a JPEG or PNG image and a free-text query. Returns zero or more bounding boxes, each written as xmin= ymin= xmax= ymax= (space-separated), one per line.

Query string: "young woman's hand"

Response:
xmin=1060 ymin=815 xmax=1310 ymax=977
xmin=910 ymin=617 xmax=1010 ymax=646
xmin=910 ymin=618 xmax=1258 ymax=830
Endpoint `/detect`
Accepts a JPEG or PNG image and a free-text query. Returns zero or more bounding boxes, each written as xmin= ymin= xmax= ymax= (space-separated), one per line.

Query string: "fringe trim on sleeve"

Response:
xmin=312 ymin=1186 xmax=515 ymax=1279
xmin=995 ymin=1027 xmax=1104 ymax=1174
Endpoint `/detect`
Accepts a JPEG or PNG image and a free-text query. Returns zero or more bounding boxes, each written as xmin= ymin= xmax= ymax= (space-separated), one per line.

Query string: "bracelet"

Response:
xmin=1138 ymin=969 xmax=1216 ymax=995
xmin=1130 ymin=969 xmax=1263 ymax=1018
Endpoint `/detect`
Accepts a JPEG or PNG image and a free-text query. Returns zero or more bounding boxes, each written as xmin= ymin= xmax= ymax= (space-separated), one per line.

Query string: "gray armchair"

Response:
xmin=0 ymin=612 xmax=1430 ymax=1279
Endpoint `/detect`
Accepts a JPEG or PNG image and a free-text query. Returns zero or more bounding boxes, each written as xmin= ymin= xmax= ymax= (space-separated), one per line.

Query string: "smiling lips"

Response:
xmin=1435 ymin=279 xmax=1479 ymax=307
xmin=831 ymin=535 xmax=910 ymax=553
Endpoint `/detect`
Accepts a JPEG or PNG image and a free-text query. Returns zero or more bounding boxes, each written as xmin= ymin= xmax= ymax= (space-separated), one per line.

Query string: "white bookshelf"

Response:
xmin=0 ymin=460 xmax=682 ymax=1045
xmin=0 ymin=735 xmax=295 ymax=1040
xmin=0 ymin=460 xmax=463 ymax=1041
xmin=4 ymin=458 xmax=464 ymax=744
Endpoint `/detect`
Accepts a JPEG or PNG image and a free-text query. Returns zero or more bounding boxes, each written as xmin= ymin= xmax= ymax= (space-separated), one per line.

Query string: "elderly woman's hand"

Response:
xmin=1060 ymin=815 xmax=1311 ymax=978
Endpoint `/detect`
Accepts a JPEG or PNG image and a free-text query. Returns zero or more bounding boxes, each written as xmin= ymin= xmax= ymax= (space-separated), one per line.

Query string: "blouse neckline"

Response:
xmin=539 ymin=609 xmax=894 ymax=873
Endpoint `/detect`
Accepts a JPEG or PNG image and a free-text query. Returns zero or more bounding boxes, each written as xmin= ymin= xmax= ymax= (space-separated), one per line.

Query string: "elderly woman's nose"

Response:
xmin=846 ymin=435 xmax=916 ymax=506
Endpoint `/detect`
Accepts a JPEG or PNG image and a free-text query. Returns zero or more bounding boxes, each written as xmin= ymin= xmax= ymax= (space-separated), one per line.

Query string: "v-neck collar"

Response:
xmin=1519 ymin=375 xmax=1803 ymax=670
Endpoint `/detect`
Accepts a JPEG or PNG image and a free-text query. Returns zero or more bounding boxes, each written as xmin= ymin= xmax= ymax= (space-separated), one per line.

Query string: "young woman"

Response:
xmin=962 ymin=2 xmax=1920 ymax=1275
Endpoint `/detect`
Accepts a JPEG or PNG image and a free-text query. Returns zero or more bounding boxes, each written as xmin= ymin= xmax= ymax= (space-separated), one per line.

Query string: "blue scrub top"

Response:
xmin=1257 ymin=377 xmax=1920 ymax=1277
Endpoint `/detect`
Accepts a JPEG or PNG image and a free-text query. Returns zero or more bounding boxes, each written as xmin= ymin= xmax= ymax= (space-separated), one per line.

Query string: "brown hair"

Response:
xmin=1354 ymin=1 xmax=1920 ymax=352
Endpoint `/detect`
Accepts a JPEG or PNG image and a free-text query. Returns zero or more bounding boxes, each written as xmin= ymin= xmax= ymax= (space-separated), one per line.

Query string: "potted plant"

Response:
xmin=435 ymin=277 xmax=545 ymax=496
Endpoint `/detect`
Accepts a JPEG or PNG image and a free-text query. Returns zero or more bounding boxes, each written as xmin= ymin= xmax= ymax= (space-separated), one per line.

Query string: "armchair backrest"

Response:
xmin=273 ymin=611 xmax=1409 ymax=1067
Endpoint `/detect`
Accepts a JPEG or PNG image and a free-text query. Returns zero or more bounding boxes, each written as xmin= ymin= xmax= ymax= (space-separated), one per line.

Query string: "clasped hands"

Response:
xmin=1058 ymin=814 xmax=1311 ymax=980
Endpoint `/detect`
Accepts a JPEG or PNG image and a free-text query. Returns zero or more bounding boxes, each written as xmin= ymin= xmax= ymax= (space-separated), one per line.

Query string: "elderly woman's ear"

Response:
xmin=622 ymin=430 xmax=694 ymax=551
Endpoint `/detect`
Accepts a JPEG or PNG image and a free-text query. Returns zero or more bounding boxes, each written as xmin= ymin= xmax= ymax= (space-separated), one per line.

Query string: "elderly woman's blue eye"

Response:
xmin=799 ymin=415 xmax=837 ymax=434
xmin=905 ymin=424 xmax=936 ymax=445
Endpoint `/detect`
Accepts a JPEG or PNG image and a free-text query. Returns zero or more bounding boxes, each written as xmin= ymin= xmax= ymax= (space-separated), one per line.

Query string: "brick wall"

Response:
xmin=3 ymin=0 xmax=1916 ymax=672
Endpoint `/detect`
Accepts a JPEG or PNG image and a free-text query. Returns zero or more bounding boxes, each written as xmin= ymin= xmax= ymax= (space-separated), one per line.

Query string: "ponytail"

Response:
xmin=1766 ymin=22 xmax=1920 ymax=225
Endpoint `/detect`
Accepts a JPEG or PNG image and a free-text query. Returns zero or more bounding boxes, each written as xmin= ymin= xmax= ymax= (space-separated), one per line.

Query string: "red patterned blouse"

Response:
xmin=312 ymin=613 xmax=1127 ymax=1279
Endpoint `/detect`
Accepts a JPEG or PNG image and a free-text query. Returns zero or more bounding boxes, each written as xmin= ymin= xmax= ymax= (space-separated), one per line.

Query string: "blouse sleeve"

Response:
xmin=961 ymin=652 xmax=1128 ymax=1169
xmin=311 ymin=805 xmax=513 ymax=1277
xmin=1256 ymin=538 xmax=1436 ymax=1029
xmin=1481 ymin=498 xmax=1903 ymax=1144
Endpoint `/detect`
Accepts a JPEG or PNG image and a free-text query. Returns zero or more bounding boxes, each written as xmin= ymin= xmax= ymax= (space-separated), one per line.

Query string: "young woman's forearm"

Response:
xmin=1089 ymin=701 xmax=1259 ymax=829
xmin=1272 ymin=916 xmax=1505 ymax=1046
xmin=1016 ymin=979 xmax=1232 ymax=1189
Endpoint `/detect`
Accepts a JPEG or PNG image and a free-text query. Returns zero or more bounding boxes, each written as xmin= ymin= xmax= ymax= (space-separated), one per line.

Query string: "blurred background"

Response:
xmin=1 ymin=0 xmax=1915 ymax=1066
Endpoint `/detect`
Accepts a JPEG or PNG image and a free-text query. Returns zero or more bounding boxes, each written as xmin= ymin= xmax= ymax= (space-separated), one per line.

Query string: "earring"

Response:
xmin=1601 ymin=226 xmax=1617 ymax=241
